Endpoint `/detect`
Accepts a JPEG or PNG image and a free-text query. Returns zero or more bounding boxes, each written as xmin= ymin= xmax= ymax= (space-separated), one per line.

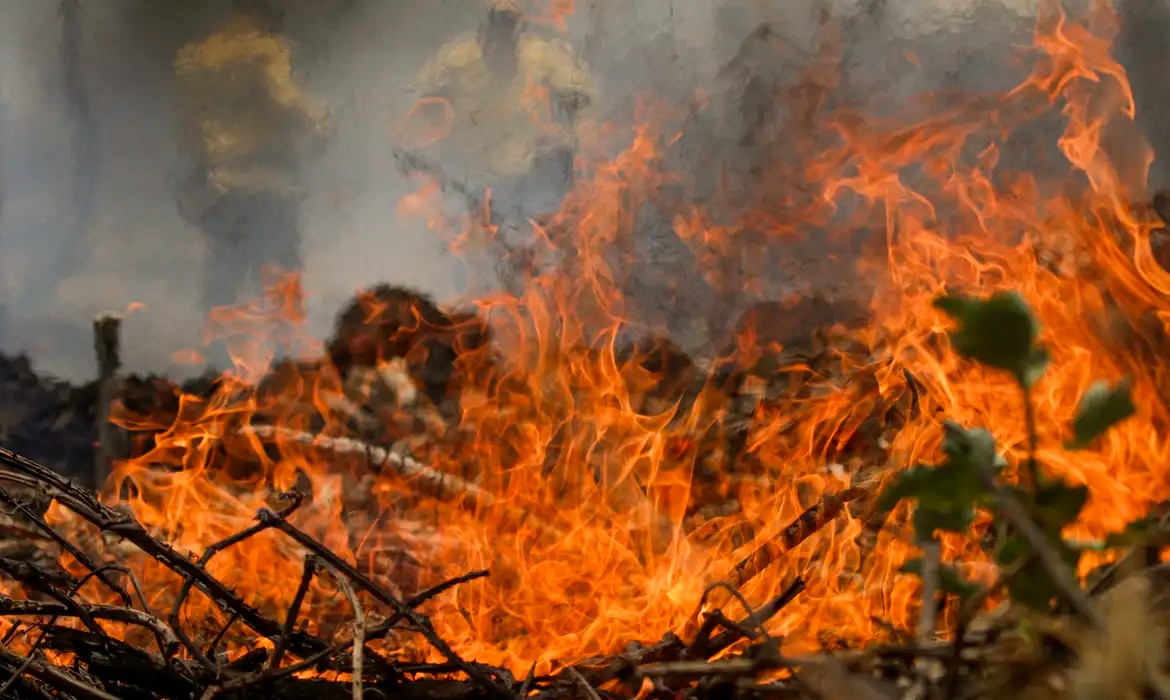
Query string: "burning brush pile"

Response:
xmin=8 ymin=3 xmax=1170 ymax=699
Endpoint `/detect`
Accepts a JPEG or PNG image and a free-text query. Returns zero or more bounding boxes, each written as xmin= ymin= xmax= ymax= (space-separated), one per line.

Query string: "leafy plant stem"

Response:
xmin=1021 ymin=383 xmax=1040 ymax=493
xmin=981 ymin=469 xmax=1100 ymax=628
xmin=916 ymin=537 xmax=940 ymax=644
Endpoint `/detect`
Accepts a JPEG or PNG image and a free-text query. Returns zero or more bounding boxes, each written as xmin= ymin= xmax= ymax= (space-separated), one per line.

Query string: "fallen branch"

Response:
xmin=0 ymin=644 xmax=120 ymax=700
xmin=700 ymin=577 xmax=807 ymax=659
xmin=0 ymin=595 xmax=179 ymax=655
xmin=684 ymin=488 xmax=862 ymax=637
xmin=244 ymin=424 xmax=563 ymax=539
xmin=255 ymin=507 xmax=513 ymax=699
xmin=331 ymin=571 xmax=366 ymax=700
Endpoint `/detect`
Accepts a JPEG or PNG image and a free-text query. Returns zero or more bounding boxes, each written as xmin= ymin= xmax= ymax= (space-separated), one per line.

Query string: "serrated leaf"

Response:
xmin=1066 ymin=379 xmax=1136 ymax=450
xmin=933 ymin=292 xmax=1047 ymax=387
xmin=901 ymin=558 xmax=981 ymax=601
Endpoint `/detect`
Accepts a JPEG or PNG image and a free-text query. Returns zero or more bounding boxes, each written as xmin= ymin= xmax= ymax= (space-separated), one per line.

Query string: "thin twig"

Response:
xmin=0 ymin=645 xmax=121 ymax=700
xmin=704 ymin=577 xmax=806 ymax=659
xmin=0 ymin=447 xmax=330 ymax=659
xmin=256 ymin=508 xmax=512 ymax=699
xmin=637 ymin=657 xmax=772 ymax=679
xmin=0 ymin=596 xmax=179 ymax=655
xmin=268 ymin=555 xmax=318 ymax=673
xmin=0 ymin=637 xmax=40 ymax=699
xmin=0 ymin=486 xmax=131 ymax=606
xmin=262 ymin=568 xmax=492 ymax=681
xmin=567 ymin=633 xmax=684 ymax=689
xmin=567 ymin=667 xmax=602 ymax=700
xmin=324 ymin=566 xmax=365 ymax=700
xmin=688 ymin=488 xmax=861 ymax=639
xmin=169 ymin=491 xmax=305 ymax=633
xmin=204 ymin=610 xmax=239 ymax=659
xmin=365 ymin=569 xmax=490 ymax=641
xmin=243 ymin=425 xmax=562 ymax=538
xmin=0 ymin=559 xmax=168 ymax=696
xmin=943 ymin=554 xmax=1032 ymax=699
xmin=0 ymin=558 xmax=102 ymax=635
xmin=1020 ymin=383 xmax=1040 ymax=492
xmin=519 ymin=662 xmax=538 ymax=697
xmin=686 ymin=580 xmax=768 ymax=660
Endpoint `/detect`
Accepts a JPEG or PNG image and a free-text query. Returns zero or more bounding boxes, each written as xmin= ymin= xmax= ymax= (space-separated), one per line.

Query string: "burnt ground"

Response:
xmin=0 ymin=352 xmax=99 ymax=485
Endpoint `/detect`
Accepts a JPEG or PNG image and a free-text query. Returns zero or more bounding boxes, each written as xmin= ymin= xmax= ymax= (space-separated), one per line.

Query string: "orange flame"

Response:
xmin=19 ymin=0 xmax=1170 ymax=683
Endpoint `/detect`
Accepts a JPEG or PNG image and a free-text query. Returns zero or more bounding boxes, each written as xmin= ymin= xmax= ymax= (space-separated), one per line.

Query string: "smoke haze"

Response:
xmin=0 ymin=0 xmax=1160 ymax=382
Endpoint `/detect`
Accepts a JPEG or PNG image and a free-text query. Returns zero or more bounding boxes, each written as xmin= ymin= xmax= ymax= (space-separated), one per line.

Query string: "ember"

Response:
xmin=6 ymin=0 xmax=1170 ymax=698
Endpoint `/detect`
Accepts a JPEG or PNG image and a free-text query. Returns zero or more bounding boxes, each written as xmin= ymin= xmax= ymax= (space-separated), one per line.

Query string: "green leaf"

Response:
xmin=1022 ymin=347 xmax=1051 ymax=388
xmin=877 ymin=423 xmax=999 ymax=540
xmin=1032 ymin=478 xmax=1088 ymax=537
xmin=879 ymin=460 xmax=985 ymax=538
xmin=1102 ymin=516 xmax=1159 ymax=549
xmin=933 ymin=292 xmax=1047 ymax=387
xmin=901 ymin=558 xmax=980 ymax=601
xmin=913 ymin=506 xmax=975 ymax=540
xmin=941 ymin=422 xmax=1002 ymax=475
xmin=1066 ymin=379 xmax=1136 ymax=450
xmin=877 ymin=464 xmax=936 ymax=513
xmin=995 ymin=528 xmax=1082 ymax=613
xmin=996 ymin=536 xmax=1058 ymax=611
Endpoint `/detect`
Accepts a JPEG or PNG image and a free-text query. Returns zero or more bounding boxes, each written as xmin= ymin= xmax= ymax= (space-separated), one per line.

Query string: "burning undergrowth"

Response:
xmin=3 ymin=1 xmax=1170 ymax=698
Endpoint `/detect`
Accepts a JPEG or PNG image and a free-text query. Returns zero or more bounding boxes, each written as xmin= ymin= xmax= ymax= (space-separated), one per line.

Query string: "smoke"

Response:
xmin=0 ymin=0 xmax=1154 ymax=382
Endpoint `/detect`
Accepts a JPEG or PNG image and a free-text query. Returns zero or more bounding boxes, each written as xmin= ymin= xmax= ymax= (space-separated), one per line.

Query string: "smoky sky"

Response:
xmin=0 ymin=0 xmax=1158 ymax=382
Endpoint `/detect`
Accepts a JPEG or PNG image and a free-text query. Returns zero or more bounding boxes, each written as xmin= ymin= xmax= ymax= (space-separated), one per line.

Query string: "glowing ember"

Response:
xmin=8 ymin=0 xmax=1170 ymax=683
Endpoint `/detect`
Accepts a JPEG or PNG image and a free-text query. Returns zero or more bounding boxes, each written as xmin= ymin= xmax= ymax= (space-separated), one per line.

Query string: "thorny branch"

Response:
xmin=0 ymin=446 xmax=507 ymax=699
xmin=0 ymin=431 xmax=898 ymax=699
xmin=0 ymin=441 xmax=844 ymax=699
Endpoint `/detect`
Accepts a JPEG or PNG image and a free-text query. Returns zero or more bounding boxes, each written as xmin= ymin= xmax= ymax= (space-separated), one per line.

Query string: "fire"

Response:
xmin=525 ymin=0 xmax=577 ymax=34
xmin=13 ymin=0 xmax=1170 ymax=684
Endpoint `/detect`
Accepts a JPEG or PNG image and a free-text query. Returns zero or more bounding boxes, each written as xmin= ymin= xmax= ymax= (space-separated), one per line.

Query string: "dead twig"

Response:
xmin=268 ymin=555 xmax=318 ymax=673
xmin=686 ymin=489 xmax=861 ymax=638
xmin=323 ymin=567 xmax=366 ymax=700
xmin=255 ymin=507 xmax=512 ymax=700
xmin=566 ymin=667 xmax=602 ymax=700
xmin=0 ymin=645 xmax=121 ymax=700
xmin=169 ymin=490 xmax=306 ymax=631
xmin=0 ymin=485 xmax=131 ymax=606
xmin=703 ymin=577 xmax=807 ymax=659
xmin=243 ymin=424 xmax=563 ymax=539
xmin=0 ymin=447 xmax=331 ymax=662
xmin=0 ymin=595 xmax=180 ymax=655
xmin=942 ymin=554 xmax=1032 ymax=698
xmin=637 ymin=657 xmax=773 ymax=680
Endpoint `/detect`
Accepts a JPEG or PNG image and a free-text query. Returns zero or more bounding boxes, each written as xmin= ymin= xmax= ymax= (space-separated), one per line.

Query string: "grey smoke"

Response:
xmin=0 ymin=0 xmax=1155 ymax=382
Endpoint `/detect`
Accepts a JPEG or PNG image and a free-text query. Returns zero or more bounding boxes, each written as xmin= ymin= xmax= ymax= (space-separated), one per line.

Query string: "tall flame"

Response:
xmin=11 ymin=0 xmax=1170 ymax=680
